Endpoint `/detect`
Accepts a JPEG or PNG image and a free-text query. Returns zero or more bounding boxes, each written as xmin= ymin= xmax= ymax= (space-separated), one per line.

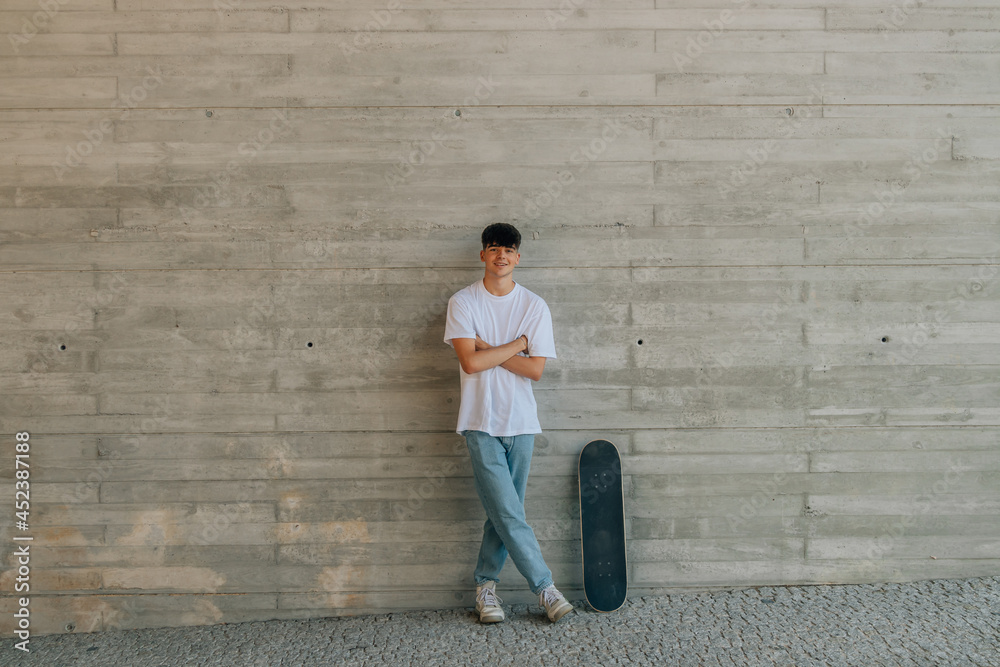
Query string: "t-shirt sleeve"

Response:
xmin=444 ymin=293 xmax=476 ymax=348
xmin=524 ymin=300 xmax=557 ymax=359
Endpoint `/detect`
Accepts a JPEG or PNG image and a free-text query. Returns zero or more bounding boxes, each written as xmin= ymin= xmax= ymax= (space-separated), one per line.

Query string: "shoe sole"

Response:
xmin=479 ymin=612 xmax=504 ymax=623
xmin=547 ymin=603 xmax=573 ymax=622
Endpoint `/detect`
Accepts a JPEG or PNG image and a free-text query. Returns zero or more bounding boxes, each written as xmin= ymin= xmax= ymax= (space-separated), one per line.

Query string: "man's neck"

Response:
xmin=482 ymin=273 xmax=516 ymax=296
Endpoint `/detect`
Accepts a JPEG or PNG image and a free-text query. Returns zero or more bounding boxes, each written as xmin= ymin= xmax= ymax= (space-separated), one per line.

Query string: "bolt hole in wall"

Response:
xmin=60 ymin=344 xmax=66 ymax=350
xmin=881 ymin=337 xmax=888 ymax=343
xmin=637 ymin=339 xmax=643 ymax=345
xmin=307 ymin=342 xmax=313 ymax=348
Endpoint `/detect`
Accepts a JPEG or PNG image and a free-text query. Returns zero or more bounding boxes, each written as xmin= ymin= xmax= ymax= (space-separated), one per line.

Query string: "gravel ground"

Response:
xmin=4 ymin=577 xmax=999 ymax=666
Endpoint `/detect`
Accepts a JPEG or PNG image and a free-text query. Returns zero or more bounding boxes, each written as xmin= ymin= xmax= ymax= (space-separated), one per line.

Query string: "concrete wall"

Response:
xmin=1 ymin=0 xmax=998 ymax=635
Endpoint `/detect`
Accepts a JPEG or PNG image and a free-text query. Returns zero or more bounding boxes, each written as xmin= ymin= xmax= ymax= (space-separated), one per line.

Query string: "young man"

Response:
xmin=444 ymin=222 xmax=573 ymax=624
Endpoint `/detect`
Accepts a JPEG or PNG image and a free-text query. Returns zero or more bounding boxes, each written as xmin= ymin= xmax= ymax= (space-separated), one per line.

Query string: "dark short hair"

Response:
xmin=481 ymin=223 xmax=521 ymax=250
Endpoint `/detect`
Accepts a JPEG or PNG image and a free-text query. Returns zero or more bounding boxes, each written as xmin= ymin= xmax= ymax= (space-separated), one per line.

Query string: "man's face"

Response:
xmin=481 ymin=244 xmax=520 ymax=278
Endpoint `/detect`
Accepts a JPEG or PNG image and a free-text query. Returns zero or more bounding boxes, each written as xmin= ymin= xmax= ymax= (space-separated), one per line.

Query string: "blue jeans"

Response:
xmin=463 ymin=430 xmax=553 ymax=595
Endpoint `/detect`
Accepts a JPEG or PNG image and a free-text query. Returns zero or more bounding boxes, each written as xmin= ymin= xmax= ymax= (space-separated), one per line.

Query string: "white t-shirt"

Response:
xmin=444 ymin=279 xmax=557 ymax=436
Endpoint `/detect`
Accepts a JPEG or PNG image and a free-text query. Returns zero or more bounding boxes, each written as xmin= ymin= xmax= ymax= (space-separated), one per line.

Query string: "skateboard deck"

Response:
xmin=578 ymin=439 xmax=627 ymax=612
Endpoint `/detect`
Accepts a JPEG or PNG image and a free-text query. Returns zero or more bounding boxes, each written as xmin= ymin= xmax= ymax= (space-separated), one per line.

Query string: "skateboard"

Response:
xmin=578 ymin=439 xmax=627 ymax=612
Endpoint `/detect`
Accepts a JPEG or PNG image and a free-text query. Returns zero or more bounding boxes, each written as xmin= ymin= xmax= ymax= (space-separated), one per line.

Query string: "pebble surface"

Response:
xmin=4 ymin=576 xmax=999 ymax=666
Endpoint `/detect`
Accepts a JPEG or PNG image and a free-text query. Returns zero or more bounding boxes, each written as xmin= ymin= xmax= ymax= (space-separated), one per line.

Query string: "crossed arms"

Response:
xmin=451 ymin=335 xmax=547 ymax=382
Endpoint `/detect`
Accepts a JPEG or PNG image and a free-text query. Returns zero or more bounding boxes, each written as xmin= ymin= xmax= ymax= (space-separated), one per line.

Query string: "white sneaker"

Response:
xmin=539 ymin=585 xmax=573 ymax=622
xmin=475 ymin=581 xmax=505 ymax=623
